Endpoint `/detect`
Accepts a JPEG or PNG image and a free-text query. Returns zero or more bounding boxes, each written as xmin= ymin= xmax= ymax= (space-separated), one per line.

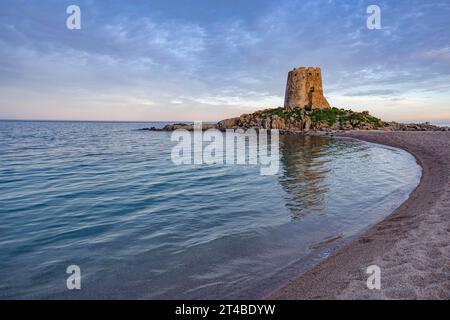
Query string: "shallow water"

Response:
xmin=0 ymin=121 xmax=421 ymax=299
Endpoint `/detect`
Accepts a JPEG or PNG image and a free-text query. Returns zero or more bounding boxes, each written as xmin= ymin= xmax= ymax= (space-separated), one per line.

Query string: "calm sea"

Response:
xmin=0 ymin=120 xmax=421 ymax=299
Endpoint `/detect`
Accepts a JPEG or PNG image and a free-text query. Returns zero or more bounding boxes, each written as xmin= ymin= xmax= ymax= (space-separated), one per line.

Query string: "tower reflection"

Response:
xmin=279 ymin=135 xmax=332 ymax=220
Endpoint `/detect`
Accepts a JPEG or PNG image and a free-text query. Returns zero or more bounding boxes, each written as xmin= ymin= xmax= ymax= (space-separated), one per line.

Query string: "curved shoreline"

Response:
xmin=268 ymin=131 xmax=450 ymax=299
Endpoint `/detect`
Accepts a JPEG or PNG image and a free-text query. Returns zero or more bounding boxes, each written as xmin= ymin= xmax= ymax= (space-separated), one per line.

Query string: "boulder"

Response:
xmin=217 ymin=117 xmax=239 ymax=130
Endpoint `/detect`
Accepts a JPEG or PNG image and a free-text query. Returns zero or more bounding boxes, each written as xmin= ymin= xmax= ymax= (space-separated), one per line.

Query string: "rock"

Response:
xmin=382 ymin=121 xmax=443 ymax=131
xmin=331 ymin=120 xmax=340 ymax=130
xmin=142 ymin=126 xmax=164 ymax=131
xmin=271 ymin=116 xmax=286 ymax=129
xmin=217 ymin=117 xmax=239 ymax=130
xmin=239 ymin=114 xmax=248 ymax=123
xmin=304 ymin=116 xmax=312 ymax=131
xmin=342 ymin=121 xmax=353 ymax=130
xmin=142 ymin=123 xmax=217 ymax=131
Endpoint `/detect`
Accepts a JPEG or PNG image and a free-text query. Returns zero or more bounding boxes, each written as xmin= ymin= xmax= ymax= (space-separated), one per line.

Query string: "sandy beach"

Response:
xmin=269 ymin=131 xmax=450 ymax=299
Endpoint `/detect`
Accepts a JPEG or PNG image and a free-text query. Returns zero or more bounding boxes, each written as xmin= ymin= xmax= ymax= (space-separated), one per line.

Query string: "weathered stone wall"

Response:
xmin=284 ymin=67 xmax=330 ymax=110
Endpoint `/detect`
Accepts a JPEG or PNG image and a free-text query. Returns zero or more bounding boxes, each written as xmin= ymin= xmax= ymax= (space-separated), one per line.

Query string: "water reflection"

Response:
xmin=279 ymin=135 xmax=332 ymax=220
xmin=0 ymin=122 xmax=422 ymax=299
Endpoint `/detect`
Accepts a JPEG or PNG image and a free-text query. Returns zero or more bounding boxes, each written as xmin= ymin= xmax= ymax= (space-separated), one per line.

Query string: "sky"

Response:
xmin=0 ymin=0 xmax=449 ymax=122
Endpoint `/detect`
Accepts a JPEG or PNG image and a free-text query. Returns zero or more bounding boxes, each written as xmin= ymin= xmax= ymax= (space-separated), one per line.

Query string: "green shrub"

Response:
xmin=309 ymin=107 xmax=381 ymax=127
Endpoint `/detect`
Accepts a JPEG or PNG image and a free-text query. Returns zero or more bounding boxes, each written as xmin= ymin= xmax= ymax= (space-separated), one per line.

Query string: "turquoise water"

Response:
xmin=0 ymin=121 xmax=421 ymax=299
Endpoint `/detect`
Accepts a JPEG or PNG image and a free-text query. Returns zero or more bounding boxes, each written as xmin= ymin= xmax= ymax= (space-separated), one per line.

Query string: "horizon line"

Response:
xmin=0 ymin=118 xmax=221 ymax=123
xmin=1 ymin=118 xmax=450 ymax=125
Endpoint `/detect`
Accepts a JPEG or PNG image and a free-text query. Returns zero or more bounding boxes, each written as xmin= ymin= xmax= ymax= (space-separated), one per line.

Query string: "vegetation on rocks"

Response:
xmin=217 ymin=106 xmax=385 ymax=132
xmin=309 ymin=108 xmax=383 ymax=128
xmin=142 ymin=106 xmax=448 ymax=133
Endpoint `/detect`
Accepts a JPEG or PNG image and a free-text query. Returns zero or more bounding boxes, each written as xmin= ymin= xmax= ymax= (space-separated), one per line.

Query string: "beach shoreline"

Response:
xmin=268 ymin=131 xmax=450 ymax=299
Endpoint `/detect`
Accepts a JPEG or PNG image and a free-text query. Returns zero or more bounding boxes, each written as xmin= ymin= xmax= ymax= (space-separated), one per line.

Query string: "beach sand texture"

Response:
xmin=269 ymin=131 xmax=450 ymax=299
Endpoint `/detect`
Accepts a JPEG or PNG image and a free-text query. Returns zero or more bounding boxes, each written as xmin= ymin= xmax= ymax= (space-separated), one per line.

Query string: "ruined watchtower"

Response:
xmin=284 ymin=67 xmax=330 ymax=110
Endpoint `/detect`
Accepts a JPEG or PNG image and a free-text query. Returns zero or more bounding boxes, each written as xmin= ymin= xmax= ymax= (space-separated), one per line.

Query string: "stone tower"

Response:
xmin=284 ymin=67 xmax=330 ymax=110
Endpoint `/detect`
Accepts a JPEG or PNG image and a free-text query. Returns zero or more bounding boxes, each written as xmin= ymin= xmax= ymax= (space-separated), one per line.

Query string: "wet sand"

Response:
xmin=269 ymin=131 xmax=450 ymax=299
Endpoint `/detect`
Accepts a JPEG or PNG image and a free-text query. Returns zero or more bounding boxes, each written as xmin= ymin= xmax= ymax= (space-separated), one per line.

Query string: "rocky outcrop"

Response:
xmin=214 ymin=107 xmax=448 ymax=132
xmin=141 ymin=109 xmax=447 ymax=134
xmin=382 ymin=121 xmax=448 ymax=132
xmin=217 ymin=117 xmax=239 ymax=129
xmin=142 ymin=115 xmax=447 ymax=133
xmin=217 ymin=107 xmax=382 ymax=132
xmin=141 ymin=123 xmax=217 ymax=131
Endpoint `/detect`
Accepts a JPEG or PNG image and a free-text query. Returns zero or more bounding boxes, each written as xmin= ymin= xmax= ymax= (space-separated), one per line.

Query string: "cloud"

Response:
xmin=344 ymin=89 xmax=399 ymax=97
xmin=421 ymin=46 xmax=450 ymax=62
xmin=102 ymin=17 xmax=207 ymax=61
xmin=185 ymin=92 xmax=282 ymax=108
xmin=0 ymin=0 xmax=449 ymax=121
